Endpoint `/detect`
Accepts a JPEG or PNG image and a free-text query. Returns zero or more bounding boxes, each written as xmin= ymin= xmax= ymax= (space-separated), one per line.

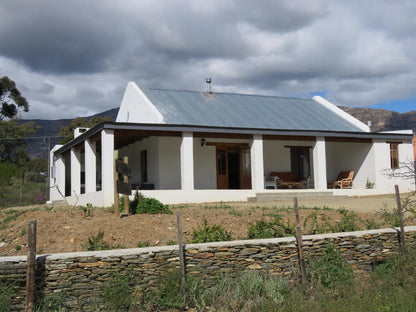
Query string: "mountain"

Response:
xmin=21 ymin=106 xmax=415 ymax=158
xmin=22 ymin=108 xmax=119 ymax=158
xmin=339 ymin=107 xmax=416 ymax=132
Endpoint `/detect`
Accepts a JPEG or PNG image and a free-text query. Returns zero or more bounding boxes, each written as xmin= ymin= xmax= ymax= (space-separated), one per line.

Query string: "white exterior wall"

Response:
xmin=263 ymin=140 xmax=314 ymax=177
xmin=158 ymin=137 xmax=181 ymax=189
xmin=373 ymin=140 xmax=415 ymax=193
xmin=326 ymin=142 xmax=373 ymax=188
xmin=118 ymin=136 xmax=182 ymax=190
xmin=119 ymin=137 xmax=160 ymax=188
xmin=194 ymin=140 xmax=216 ymax=189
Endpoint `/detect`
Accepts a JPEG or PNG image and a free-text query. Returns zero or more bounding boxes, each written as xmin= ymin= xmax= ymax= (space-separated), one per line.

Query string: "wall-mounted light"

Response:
xmin=201 ymin=138 xmax=206 ymax=146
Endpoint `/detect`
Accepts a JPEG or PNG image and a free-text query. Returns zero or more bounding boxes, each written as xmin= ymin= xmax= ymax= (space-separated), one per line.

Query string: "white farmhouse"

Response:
xmin=49 ymin=82 xmax=415 ymax=206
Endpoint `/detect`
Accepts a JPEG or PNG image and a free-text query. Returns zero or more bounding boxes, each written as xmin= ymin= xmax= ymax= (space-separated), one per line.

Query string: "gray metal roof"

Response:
xmin=141 ymin=88 xmax=363 ymax=132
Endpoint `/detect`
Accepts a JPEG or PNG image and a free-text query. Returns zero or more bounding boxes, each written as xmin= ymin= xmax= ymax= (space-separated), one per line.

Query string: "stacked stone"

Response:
xmin=0 ymin=226 xmax=415 ymax=309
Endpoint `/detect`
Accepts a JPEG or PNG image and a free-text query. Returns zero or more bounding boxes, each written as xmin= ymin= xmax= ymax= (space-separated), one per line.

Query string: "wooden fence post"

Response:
xmin=294 ymin=197 xmax=307 ymax=285
xmin=176 ymin=210 xmax=186 ymax=305
xmin=123 ymin=156 xmax=129 ymax=214
xmin=395 ymin=185 xmax=406 ymax=254
xmin=26 ymin=220 xmax=37 ymax=312
xmin=113 ymin=159 xmax=119 ymax=216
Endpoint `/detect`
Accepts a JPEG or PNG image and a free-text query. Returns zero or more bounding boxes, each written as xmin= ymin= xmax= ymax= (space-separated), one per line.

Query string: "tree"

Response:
xmin=382 ymin=160 xmax=416 ymax=193
xmin=0 ymin=161 xmax=16 ymax=204
xmin=0 ymin=76 xmax=29 ymax=120
xmin=58 ymin=116 xmax=113 ymax=144
xmin=0 ymin=119 xmax=38 ymax=162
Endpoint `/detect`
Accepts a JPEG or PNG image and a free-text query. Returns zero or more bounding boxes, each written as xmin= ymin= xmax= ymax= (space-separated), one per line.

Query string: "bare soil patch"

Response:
xmin=0 ymin=193 xmax=414 ymax=257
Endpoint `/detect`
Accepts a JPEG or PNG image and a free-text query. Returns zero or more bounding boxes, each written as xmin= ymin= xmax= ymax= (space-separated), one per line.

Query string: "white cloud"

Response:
xmin=0 ymin=0 xmax=415 ymax=119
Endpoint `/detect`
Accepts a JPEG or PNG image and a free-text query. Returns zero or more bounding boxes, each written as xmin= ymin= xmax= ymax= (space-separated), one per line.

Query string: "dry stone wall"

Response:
xmin=1 ymin=226 xmax=415 ymax=310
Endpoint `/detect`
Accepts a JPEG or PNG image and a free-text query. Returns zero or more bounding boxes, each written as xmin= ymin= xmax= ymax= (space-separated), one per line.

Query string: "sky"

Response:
xmin=1 ymin=0 xmax=416 ymax=120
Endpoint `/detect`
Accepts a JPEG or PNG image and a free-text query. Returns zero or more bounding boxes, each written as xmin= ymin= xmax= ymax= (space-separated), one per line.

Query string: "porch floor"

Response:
xmin=248 ymin=190 xmax=341 ymax=202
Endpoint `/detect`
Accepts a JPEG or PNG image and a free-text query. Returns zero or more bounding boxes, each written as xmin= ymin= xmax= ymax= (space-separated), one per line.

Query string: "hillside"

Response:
xmin=22 ymin=106 xmax=414 ymax=158
xmin=340 ymin=106 xmax=416 ymax=132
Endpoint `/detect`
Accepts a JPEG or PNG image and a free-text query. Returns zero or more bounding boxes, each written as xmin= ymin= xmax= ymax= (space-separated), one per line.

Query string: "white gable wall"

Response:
xmin=116 ymin=82 xmax=164 ymax=123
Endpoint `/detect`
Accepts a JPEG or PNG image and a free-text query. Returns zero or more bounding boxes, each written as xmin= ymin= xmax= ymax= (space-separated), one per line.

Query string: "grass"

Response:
xmin=0 ymin=180 xmax=47 ymax=208
xmin=0 ymin=209 xmax=24 ymax=230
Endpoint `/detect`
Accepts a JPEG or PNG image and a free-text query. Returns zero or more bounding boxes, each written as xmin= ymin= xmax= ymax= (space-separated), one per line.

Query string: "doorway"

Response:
xmin=216 ymin=145 xmax=251 ymax=189
xmin=290 ymin=147 xmax=311 ymax=179
xmin=228 ymin=152 xmax=240 ymax=189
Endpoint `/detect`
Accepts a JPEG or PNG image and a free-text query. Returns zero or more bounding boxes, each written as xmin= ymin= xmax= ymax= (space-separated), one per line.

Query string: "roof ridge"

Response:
xmin=142 ymin=86 xmax=312 ymax=101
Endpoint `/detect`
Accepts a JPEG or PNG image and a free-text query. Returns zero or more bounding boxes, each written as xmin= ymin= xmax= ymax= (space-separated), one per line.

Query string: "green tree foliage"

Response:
xmin=0 ymin=76 xmax=29 ymax=120
xmin=0 ymin=120 xmax=38 ymax=162
xmin=0 ymin=77 xmax=37 ymax=164
xmin=58 ymin=116 xmax=113 ymax=144
xmin=0 ymin=161 xmax=16 ymax=189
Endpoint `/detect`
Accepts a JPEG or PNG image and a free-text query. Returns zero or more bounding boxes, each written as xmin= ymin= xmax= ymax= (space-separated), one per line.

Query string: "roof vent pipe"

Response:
xmin=206 ymin=77 xmax=212 ymax=93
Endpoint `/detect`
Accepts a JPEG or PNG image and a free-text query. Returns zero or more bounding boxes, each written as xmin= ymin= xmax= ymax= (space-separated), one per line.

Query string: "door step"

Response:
xmin=248 ymin=190 xmax=338 ymax=202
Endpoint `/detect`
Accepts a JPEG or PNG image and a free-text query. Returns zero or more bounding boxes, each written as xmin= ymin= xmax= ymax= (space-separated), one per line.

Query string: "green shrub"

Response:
xmin=303 ymin=211 xmax=332 ymax=234
xmin=145 ymin=270 xmax=185 ymax=310
xmin=203 ymin=271 xmax=288 ymax=311
xmin=84 ymin=230 xmax=109 ymax=251
xmin=137 ymin=241 xmax=150 ymax=248
xmin=247 ymin=215 xmax=295 ymax=239
xmin=308 ymin=244 xmax=354 ymax=288
xmin=189 ymin=219 xmax=232 ymax=243
xmin=79 ymin=203 xmax=93 ymax=217
xmin=330 ymin=208 xmax=361 ymax=232
xmin=135 ymin=198 xmax=172 ymax=215
xmin=101 ymin=272 xmax=135 ymax=311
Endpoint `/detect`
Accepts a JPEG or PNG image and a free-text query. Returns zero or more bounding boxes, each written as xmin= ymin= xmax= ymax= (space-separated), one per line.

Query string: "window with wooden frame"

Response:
xmin=141 ymin=150 xmax=147 ymax=183
xmin=390 ymin=143 xmax=399 ymax=169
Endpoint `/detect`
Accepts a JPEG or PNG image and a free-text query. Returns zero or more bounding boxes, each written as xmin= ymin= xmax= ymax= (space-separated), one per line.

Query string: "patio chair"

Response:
xmin=327 ymin=170 xmax=354 ymax=189
xmin=270 ymin=172 xmax=304 ymax=189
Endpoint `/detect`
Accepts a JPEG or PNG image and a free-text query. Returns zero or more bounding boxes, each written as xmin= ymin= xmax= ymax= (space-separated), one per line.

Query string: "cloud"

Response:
xmin=0 ymin=0 xmax=415 ymax=119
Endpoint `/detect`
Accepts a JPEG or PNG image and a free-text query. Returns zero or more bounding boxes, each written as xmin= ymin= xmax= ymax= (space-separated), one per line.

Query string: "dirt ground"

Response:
xmin=0 ymin=193 xmax=414 ymax=257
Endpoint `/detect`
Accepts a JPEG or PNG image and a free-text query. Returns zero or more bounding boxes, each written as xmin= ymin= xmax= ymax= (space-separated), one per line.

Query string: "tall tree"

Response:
xmin=0 ymin=77 xmax=37 ymax=162
xmin=0 ymin=76 xmax=29 ymax=120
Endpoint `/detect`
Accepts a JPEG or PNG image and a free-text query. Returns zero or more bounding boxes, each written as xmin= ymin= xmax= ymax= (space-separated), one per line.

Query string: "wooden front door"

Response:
xmin=216 ymin=145 xmax=252 ymax=189
xmin=216 ymin=148 xmax=228 ymax=189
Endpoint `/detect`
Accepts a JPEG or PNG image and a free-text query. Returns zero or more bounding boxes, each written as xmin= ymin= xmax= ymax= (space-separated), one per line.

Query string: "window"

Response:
xmin=217 ymin=150 xmax=226 ymax=175
xmin=241 ymin=148 xmax=251 ymax=175
xmin=141 ymin=150 xmax=147 ymax=183
xmin=390 ymin=143 xmax=399 ymax=169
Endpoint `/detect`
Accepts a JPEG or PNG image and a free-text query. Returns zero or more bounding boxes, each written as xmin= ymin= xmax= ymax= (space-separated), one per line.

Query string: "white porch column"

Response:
xmin=180 ymin=132 xmax=194 ymax=190
xmin=70 ymin=147 xmax=81 ymax=196
xmin=85 ymin=138 xmax=97 ymax=193
xmin=250 ymin=134 xmax=264 ymax=190
xmin=52 ymin=153 xmax=65 ymax=201
xmin=313 ymin=137 xmax=327 ymax=189
xmin=101 ymin=129 xmax=115 ymax=206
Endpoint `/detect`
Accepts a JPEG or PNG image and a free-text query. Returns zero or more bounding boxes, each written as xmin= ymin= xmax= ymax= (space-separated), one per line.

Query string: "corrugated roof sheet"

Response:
xmin=141 ymin=87 xmax=363 ymax=132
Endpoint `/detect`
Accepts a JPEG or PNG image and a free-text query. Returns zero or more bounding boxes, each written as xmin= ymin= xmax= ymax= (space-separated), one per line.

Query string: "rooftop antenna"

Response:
xmin=206 ymin=77 xmax=212 ymax=93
